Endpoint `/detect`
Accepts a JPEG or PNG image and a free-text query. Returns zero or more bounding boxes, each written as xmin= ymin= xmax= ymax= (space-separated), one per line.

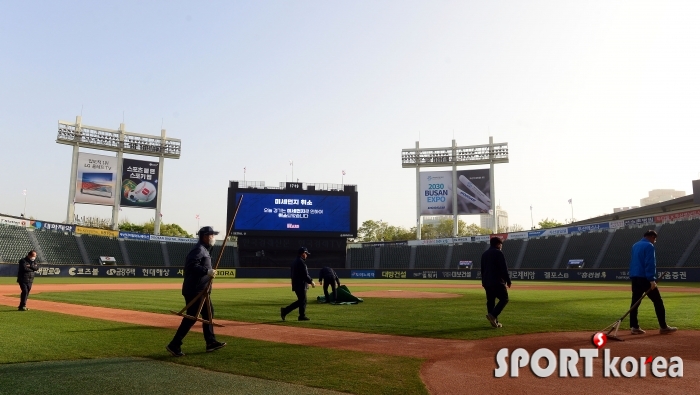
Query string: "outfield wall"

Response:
xmin=1 ymin=264 xmax=699 ymax=282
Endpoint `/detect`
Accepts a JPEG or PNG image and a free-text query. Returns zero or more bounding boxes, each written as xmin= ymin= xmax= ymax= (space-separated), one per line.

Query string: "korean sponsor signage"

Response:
xmin=31 ymin=220 xmax=75 ymax=233
xmin=624 ymin=217 xmax=655 ymax=226
xmin=149 ymin=235 xmax=196 ymax=243
xmin=1 ymin=265 xmax=700 ymax=281
xmin=0 ymin=215 xmax=29 ymax=227
xmin=75 ymin=153 xmax=118 ymax=206
xmin=120 ymin=158 xmax=160 ymax=209
xmin=528 ymin=228 xmax=569 ymax=238
xmin=75 ymin=226 xmax=119 ymax=237
xmin=568 ymin=222 xmax=610 ymax=234
xmin=216 ymin=269 xmax=237 ymax=278
xmin=381 ymin=270 xmax=407 ymax=279
xmin=419 ymin=169 xmax=491 ymax=215
xmin=654 ymin=209 xmax=700 ymax=224
xmin=509 ymin=232 xmax=528 ymax=240
xmin=351 ymin=270 xmax=375 ymax=279
xmin=118 ymin=231 xmax=151 ymax=241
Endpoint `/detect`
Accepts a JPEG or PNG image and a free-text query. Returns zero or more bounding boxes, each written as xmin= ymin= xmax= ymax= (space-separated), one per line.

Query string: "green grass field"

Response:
xmin=3 ymin=278 xmax=700 ymax=395
xmin=28 ymin=281 xmax=700 ymax=340
xmin=0 ymin=306 xmax=425 ymax=395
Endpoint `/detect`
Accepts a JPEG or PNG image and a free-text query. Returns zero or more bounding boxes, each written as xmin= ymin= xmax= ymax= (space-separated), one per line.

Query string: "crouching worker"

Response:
xmin=319 ymin=266 xmax=341 ymax=303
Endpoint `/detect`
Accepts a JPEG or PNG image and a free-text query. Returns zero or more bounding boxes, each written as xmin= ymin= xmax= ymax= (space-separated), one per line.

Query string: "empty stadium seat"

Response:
xmin=655 ymin=219 xmax=700 ymax=267
xmin=123 ymin=239 xmax=166 ymax=266
xmin=34 ymin=231 xmax=84 ymax=264
xmin=0 ymin=224 xmax=34 ymax=263
xmin=559 ymin=232 xmax=609 ymax=269
xmin=414 ymin=245 xmax=449 ymax=269
xmin=450 ymin=242 xmax=488 ymax=269
xmin=598 ymin=227 xmax=647 ymax=269
xmin=349 ymin=248 xmax=375 ymax=269
xmin=519 ymin=236 xmax=565 ymax=269
xmin=81 ymin=234 xmax=125 ymax=265
xmin=379 ymin=246 xmax=411 ymax=269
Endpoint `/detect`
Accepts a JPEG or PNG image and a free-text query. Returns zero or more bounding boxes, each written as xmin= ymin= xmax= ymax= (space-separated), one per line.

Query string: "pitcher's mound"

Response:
xmin=353 ymin=290 xmax=460 ymax=299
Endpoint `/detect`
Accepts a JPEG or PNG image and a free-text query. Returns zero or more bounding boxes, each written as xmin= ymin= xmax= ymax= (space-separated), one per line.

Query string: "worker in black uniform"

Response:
xmin=319 ymin=266 xmax=341 ymax=303
xmin=17 ymin=250 xmax=39 ymax=311
xmin=166 ymin=226 xmax=226 ymax=357
xmin=281 ymin=247 xmax=315 ymax=321
xmin=481 ymin=237 xmax=512 ymax=328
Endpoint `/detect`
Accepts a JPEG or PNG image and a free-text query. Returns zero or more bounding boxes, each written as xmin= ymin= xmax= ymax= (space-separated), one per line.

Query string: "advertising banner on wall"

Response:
xmin=0 ymin=215 xmax=29 ymax=227
xmin=75 ymin=226 xmax=119 ymax=238
xmin=120 ymin=158 xmax=160 ymax=209
xmin=30 ymin=220 xmax=75 ymax=233
xmin=419 ymin=169 xmax=491 ymax=215
xmin=75 ymin=153 xmax=118 ymax=206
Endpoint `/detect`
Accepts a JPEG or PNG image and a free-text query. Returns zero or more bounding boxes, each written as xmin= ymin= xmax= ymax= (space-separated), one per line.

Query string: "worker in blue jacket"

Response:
xmin=628 ymin=230 xmax=677 ymax=335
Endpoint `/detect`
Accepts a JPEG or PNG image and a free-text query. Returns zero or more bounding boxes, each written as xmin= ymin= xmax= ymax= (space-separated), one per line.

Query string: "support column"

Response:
xmin=154 ymin=129 xmax=166 ymax=235
xmin=415 ymin=141 xmax=421 ymax=240
xmin=111 ymin=123 xmax=125 ymax=230
xmin=452 ymin=139 xmax=458 ymax=237
xmin=489 ymin=136 xmax=497 ymax=233
xmin=66 ymin=116 xmax=82 ymax=224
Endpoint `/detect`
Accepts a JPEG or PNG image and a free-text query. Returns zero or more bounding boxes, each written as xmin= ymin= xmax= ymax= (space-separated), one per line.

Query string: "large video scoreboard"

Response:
xmin=227 ymin=182 xmax=358 ymax=238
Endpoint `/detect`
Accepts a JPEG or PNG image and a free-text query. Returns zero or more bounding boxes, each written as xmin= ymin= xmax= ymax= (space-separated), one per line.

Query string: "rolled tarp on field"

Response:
xmin=317 ymin=285 xmax=363 ymax=304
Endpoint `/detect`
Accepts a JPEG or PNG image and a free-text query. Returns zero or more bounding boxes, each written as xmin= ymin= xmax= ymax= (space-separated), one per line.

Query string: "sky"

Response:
xmin=2 ymin=1 xmax=700 ymax=237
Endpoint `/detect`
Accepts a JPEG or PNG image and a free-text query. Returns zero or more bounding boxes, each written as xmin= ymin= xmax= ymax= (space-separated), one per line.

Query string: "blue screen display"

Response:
xmin=234 ymin=193 xmax=351 ymax=233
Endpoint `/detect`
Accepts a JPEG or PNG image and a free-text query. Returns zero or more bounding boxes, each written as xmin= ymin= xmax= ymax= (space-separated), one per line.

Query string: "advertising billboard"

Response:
xmin=75 ymin=153 xmax=118 ymax=206
xmin=120 ymin=158 xmax=159 ymax=209
xmin=420 ymin=169 xmax=491 ymax=215
xmin=227 ymin=185 xmax=358 ymax=238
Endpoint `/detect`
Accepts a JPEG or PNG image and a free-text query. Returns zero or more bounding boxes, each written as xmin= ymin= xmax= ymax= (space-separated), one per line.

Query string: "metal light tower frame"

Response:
xmin=401 ymin=137 xmax=509 ymax=239
xmin=56 ymin=116 xmax=181 ymax=234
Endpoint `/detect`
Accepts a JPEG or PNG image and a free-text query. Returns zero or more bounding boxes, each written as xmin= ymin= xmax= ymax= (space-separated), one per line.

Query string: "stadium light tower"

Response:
xmin=56 ymin=116 xmax=181 ymax=235
xmin=401 ymin=137 xmax=509 ymax=239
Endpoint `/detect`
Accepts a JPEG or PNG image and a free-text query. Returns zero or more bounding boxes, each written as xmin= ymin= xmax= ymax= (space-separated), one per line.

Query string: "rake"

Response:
xmin=598 ymin=271 xmax=668 ymax=341
xmin=169 ymin=195 xmax=243 ymax=327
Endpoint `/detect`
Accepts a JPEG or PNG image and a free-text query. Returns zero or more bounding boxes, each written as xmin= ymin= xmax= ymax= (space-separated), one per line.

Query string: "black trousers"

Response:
xmin=18 ymin=282 xmax=32 ymax=308
xmin=323 ymin=279 xmax=337 ymax=303
xmin=630 ymin=277 xmax=667 ymax=329
xmin=484 ymin=284 xmax=509 ymax=319
xmin=170 ymin=293 xmax=216 ymax=347
xmin=283 ymin=289 xmax=308 ymax=318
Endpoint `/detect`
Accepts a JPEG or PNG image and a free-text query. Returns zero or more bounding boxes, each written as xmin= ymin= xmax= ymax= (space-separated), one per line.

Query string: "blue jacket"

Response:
xmin=629 ymin=238 xmax=657 ymax=281
xmin=181 ymin=243 xmax=213 ymax=296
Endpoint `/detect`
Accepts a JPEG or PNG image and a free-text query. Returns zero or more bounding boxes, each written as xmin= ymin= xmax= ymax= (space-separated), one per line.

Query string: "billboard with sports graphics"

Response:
xmin=120 ymin=158 xmax=159 ymax=209
xmin=75 ymin=153 xmax=118 ymax=206
xmin=420 ymin=169 xmax=491 ymax=215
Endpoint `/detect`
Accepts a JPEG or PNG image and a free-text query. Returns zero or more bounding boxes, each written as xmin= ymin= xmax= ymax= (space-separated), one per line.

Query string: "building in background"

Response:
xmin=613 ymin=206 xmax=639 ymax=213
xmin=422 ymin=216 xmax=448 ymax=226
xmin=640 ymin=189 xmax=686 ymax=207
xmin=481 ymin=206 xmax=508 ymax=231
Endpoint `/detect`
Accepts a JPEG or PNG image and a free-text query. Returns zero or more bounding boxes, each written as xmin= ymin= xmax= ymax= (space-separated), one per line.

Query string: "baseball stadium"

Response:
xmin=2 ymin=174 xmax=700 ymax=394
xmin=4 ymin=3 xmax=700 ymax=395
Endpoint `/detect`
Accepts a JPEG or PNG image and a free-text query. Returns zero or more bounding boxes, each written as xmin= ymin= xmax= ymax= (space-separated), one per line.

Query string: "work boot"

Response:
xmin=486 ymin=314 xmax=498 ymax=328
xmin=166 ymin=345 xmax=185 ymax=357
xmin=630 ymin=327 xmax=646 ymax=335
xmin=206 ymin=341 xmax=227 ymax=352
xmin=298 ymin=316 xmax=310 ymax=321
xmin=659 ymin=326 xmax=678 ymax=334
xmin=280 ymin=307 xmax=287 ymax=321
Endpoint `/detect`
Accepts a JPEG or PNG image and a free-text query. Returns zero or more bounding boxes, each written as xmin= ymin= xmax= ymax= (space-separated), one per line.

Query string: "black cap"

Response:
xmin=197 ymin=226 xmax=220 ymax=236
xmin=298 ymin=247 xmax=310 ymax=255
